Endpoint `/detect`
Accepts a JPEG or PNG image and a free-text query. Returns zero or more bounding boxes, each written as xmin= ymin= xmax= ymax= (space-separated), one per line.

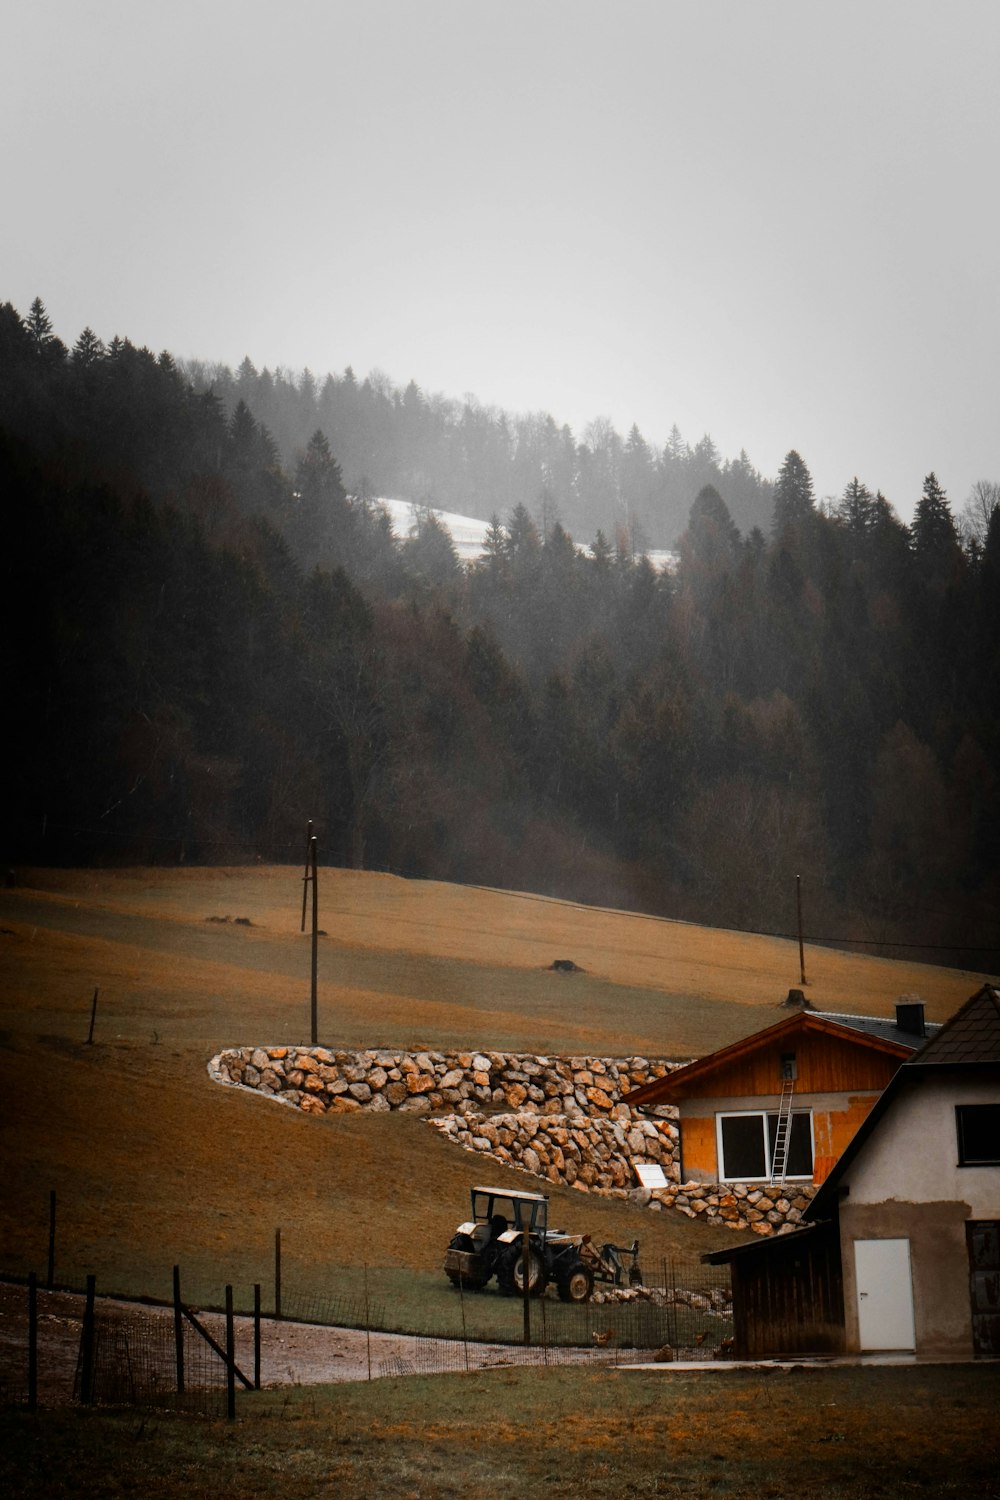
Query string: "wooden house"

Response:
xmin=705 ymin=986 xmax=1000 ymax=1361
xmin=626 ymin=1001 xmax=936 ymax=1188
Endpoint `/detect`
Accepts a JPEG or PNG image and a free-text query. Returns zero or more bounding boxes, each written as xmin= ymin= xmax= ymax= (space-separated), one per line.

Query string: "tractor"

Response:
xmin=443 ymin=1185 xmax=642 ymax=1303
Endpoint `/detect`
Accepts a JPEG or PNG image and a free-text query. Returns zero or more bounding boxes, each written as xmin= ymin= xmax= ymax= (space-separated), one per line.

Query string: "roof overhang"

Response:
xmin=627 ymin=1012 xmax=912 ymax=1110
xmin=702 ymin=1219 xmax=837 ymax=1266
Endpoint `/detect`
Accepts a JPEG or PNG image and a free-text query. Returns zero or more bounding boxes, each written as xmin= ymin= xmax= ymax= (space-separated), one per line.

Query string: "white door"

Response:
xmin=854 ymin=1238 xmax=916 ymax=1351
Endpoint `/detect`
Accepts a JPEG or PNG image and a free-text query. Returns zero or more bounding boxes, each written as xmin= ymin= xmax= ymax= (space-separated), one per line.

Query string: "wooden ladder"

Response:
xmin=770 ymin=1078 xmax=795 ymax=1185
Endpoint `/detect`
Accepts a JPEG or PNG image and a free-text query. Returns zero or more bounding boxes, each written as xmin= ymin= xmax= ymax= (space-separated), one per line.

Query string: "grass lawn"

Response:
xmin=3 ymin=1363 xmax=999 ymax=1499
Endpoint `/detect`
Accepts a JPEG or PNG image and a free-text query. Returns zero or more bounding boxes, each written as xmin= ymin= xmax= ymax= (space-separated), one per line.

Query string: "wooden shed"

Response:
xmin=703 ymin=1220 xmax=845 ymax=1358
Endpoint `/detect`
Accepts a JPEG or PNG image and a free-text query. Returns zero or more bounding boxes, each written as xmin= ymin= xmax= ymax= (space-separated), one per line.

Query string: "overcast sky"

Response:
xmin=6 ymin=0 xmax=999 ymax=519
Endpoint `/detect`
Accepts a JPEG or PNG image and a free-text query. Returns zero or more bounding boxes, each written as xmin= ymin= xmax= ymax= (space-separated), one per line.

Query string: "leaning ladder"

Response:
xmin=770 ymin=1078 xmax=795 ymax=1185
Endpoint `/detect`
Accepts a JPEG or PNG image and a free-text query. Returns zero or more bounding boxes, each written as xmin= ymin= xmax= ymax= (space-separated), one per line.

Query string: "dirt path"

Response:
xmin=0 ymin=1283 xmax=631 ymax=1407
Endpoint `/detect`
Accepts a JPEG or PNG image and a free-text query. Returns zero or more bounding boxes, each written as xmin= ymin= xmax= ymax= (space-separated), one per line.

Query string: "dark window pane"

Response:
xmin=767 ymin=1112 xmax=814 ymax=1177
xmin=957 ymin=1106 xmax=1000 ymax=1165
xmin=721 ymin=1115 xmax=767 ymax=1179
xmin=787 ymin=1113 xmax=813 ymax=1176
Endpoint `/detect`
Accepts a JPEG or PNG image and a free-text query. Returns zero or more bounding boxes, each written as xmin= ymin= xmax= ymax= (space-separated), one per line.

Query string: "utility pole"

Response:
xmin=796 ymin=874 xmax=807 ymax=986
xmin=310 ymin=833 xmax=319 ymax=1045
xmin=300 ymin=819 xmax=313 ymax=933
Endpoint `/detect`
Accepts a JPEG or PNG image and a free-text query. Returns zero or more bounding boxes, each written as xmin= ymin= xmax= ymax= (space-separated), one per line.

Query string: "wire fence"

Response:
xmin=0 ymin=1280 xmax=236 ymax=1418
xmin=75 ymin=1306 xmax=229 ymax=1417
xmin=0 ymin=1253 xmax=733 ymax=1415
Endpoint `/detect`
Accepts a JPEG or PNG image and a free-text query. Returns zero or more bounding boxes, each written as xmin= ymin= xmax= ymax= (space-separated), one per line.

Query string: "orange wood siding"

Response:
xmin=679 ymin=1031 xmax=903 ymax=1099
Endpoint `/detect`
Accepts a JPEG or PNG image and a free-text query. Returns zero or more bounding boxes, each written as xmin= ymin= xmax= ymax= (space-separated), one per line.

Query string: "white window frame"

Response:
xmin=715 ymin=1108 xmax=815 ymax=1183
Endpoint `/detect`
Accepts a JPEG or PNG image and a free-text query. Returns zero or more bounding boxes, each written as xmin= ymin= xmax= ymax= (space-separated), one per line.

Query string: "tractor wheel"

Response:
xmin=446 ymin=1233 xmax=487 ymax=1291
xmin=498 ymin=1245 xmax=547 ymax=1297
xmin=557 ymin=1261 xmax=595 ymax=1303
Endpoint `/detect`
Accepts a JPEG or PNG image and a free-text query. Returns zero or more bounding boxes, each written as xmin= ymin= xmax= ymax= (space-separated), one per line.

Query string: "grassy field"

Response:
xmin=4 ymin=1364 xmax=999 ymax=1499
xmin=0 ymin=865 xmax=989 ymax=1315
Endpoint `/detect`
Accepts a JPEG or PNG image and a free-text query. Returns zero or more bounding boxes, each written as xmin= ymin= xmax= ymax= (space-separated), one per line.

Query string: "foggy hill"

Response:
xmin=3 ymin=296 xmax=999 ymax=977
xmin=181 ymin=355 xmax=774 ymax=550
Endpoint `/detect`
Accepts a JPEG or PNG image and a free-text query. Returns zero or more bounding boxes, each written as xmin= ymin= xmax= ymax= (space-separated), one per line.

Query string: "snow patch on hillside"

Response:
xmin=377 ymin=496 xmax=676 ymax=570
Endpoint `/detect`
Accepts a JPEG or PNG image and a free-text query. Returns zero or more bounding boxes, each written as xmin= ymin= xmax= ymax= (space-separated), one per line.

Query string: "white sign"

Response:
xmin=634 ymin=1162 xmax=668 ymax=1189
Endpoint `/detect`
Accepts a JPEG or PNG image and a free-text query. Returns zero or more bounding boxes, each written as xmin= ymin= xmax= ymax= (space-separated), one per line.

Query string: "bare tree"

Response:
xmin=959 ymin=479 xmax=1000 ymax=551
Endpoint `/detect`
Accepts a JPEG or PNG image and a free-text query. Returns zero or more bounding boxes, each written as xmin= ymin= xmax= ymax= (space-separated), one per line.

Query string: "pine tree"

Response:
xmin=837 ymin=476 xmax=877 ymax=537
xmin=911 ymin=472 xmax=962 ymax=591
xmin=771 ymin=450 xmax=815 ymax=534
xmin=72 ymin=327 xmax=106 ymax=367
xmin=25 ymin=296 xmax=66 ymax=363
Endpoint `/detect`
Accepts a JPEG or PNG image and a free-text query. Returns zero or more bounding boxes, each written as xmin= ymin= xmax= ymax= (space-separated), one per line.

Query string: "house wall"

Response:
xmin=679 ymin=1031 xmax=906 ymax=1101
xmin=838 ymin=1069 xmax=1000 ymax=1360
xmin=678 ymin=1091 xmax=883 ymax=1185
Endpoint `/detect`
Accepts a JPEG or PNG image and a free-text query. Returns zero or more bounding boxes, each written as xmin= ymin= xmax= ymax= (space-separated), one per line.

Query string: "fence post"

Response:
xmin=364 ymin=1263 xmax=371 ymax=1381
xmin=522 ymin=1222 xmax=531 ymax=1347
xmin=541 ymin=1288 xmax=548 ymax=1366
xmin=80 ymin=1274 xmax=96 ymax=1405
xmin=274 ymin=1228 xmax=282 ymax=1320
xmin=173 ymin=1265 xmax=184 ymax=1395
xmin=458 ymin=1276 xmax=469 ymax=1372
xmin=225 ymin=1285 xmax=236 ymax=1421
xmin=27 ymin=1272 xmax=37 ymax=1411
xmin=254 ymin=1283 xmax=261 ymax=1391
xmin=47 ymin=1190 xmax=56 ymax=1289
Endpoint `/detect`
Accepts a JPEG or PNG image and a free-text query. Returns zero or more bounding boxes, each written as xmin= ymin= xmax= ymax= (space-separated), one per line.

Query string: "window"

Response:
xmin=717 ymin=1110 xmax=813 ymax=1182
xmin=957 ymin=1105 xmax=1000 ymax=1166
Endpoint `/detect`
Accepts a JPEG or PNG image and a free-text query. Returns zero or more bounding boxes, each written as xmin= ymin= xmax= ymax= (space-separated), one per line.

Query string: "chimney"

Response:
xmin=895 ymin=997 xmax=926 ymax=1038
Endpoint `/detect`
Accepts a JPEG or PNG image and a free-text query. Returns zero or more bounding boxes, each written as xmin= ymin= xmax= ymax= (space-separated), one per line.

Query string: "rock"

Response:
xmin=399 ymin=1096 xmax=431 ymax=1114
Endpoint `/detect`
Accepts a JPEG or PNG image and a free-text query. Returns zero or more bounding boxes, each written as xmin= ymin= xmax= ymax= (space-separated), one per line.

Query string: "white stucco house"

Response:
xmin=809 ymin=983 xmax=1000 ymax=1359
xmin=705 ymin=985 xmax=1000 ymax=1361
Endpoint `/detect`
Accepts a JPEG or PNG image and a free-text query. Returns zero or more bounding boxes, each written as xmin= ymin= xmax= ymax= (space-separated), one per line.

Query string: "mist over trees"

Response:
xmin=181 ymin=354 xmax=774 ymax=550
xmin=3 ymin=298 xmax=999 ymax=972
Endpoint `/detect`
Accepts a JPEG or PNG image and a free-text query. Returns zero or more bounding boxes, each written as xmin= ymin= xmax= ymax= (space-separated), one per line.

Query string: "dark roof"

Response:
xmin=812 ymin=1010 xmax=941 ymax=1049
xmin=805 ymin=986 xmax=1000 ymax=1221
xmin=900 ymin=984 xmax=1000 ymax=1066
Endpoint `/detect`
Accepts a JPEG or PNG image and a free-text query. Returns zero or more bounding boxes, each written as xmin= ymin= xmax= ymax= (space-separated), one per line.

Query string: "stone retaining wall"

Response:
xmin=645 ymin=1181 xmax=816 ymax=1236
xmin=426 ymin=1109 xmax=680 ymax=1192
xmin=209 ymin=1045 xmax=674 ymax=1118
xmin=209 ymin=1045 xmax=815 ymax=1235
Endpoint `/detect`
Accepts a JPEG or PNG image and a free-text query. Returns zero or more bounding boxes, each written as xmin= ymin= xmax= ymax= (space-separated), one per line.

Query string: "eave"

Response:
xmin=627 ymin=1012 xmax=913 ymax=1110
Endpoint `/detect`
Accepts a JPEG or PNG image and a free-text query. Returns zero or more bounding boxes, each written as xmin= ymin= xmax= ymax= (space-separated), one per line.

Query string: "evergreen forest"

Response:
xmin=3 ymin=298 xmax=999 ymax=972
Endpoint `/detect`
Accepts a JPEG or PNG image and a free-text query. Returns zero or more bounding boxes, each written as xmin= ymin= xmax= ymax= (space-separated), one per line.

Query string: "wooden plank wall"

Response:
xmin=731 ymin=1224 xmax=845 ymax=1358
